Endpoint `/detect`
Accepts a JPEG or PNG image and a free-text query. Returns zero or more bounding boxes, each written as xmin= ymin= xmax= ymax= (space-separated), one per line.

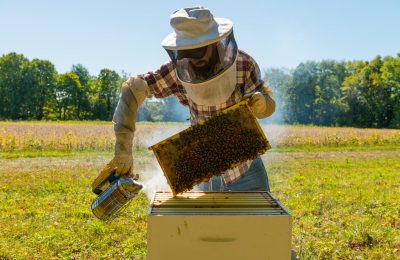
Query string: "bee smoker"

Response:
xmin=91 ymin=169 xmax=143 ymax=221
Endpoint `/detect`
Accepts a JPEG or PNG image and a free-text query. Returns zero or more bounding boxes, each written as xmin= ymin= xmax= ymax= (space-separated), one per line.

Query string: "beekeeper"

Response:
xmin=102 ymin=6 xmax=275 ymax=191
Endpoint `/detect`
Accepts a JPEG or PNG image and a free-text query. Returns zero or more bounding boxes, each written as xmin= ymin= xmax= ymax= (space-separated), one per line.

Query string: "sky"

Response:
xmin=1 ymin=0 xmax=399 ymax=76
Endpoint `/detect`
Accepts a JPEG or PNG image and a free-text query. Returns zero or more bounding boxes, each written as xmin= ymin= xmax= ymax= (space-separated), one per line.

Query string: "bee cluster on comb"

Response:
xmin=149 ymin=101 xmax=271 ymax=194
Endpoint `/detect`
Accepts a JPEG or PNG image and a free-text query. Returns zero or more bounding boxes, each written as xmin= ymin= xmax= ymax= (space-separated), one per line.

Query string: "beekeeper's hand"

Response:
xmin=248 ymin=92 xmax=267 ymax=117
xmin=102 ymin=155 xmax=134 ymax=177
xmin=245 ymin=85 xmax=275 ymax=119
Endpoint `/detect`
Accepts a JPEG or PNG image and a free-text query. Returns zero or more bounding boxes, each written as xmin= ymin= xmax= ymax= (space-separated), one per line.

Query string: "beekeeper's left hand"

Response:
xmin=248 ymin=92 xmax=268 ymax=118
xmin=244 ymin=90 xmax=274 ymax=119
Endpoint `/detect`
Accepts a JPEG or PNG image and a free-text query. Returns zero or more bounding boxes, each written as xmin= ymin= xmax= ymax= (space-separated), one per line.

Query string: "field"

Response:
xmin=0 ymin=121 xmax=399 ymax=259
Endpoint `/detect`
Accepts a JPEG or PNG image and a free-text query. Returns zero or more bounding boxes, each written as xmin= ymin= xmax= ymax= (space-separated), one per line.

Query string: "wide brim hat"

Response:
xmin=162 ymin=6 xmax=233 ymax=51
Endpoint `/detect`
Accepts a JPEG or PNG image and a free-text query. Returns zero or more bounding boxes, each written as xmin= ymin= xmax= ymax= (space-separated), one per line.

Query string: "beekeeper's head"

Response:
xmin=162 ymin=6 xmax=238 ymax=84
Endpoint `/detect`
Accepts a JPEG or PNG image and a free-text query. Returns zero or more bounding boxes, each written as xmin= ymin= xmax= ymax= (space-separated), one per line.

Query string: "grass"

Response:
xmin=266 ymin=150 xmax=400 ymax=259
xmin=0 ymin=154 xmax=152 ymax=259
xmin=0 ymin=122 xmax=399 ymax=259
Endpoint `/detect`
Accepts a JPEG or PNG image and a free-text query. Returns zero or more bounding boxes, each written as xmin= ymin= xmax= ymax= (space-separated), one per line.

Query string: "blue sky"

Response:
xmin=1 ymin=0 xmax=399 ymax=76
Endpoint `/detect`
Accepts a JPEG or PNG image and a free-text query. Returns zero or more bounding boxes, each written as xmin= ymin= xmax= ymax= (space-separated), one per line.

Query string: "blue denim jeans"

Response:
xmin=196 ymin=157 xmax=270 ymax=192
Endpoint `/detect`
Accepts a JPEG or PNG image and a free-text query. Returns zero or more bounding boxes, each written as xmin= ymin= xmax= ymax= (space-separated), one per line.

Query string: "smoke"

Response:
xmin=140 ymin=157 xmax=171 ymax=199
xmin=135 ymin=120 xmax=188 ymax=199
xmin=261 ymin=67 xmax=292 ymax=125
xmin=259 ymin=67 xmax=291 ymax=148
xmin=137 ymin=125 xmax=187 ymax=148
xmin=137 ymin=97 xmax=190 ymax=123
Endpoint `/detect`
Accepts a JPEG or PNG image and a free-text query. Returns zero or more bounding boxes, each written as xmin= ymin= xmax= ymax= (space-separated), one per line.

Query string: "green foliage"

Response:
xmin=0 ymin=53 xmax=29 ymax=119
xmin=0 ymin=52 xmax=399 ymax=128
xmin=265 ymin=55 xmax=400 ymax=128
xmin=381 ymin=56 xmax=400 ymax=128
xmin=54 ymin=73 xmax=83 ymax=120
xmin=341 ymin=56 xmax=393 ymax=127
xmin=290 ymin=61 xmax=319 ymax=124
xmin=92 ymin=69 xmax=120 ymax=120
xmin=21 ymin=59 xmax=57 ymax=120
xmin=272 ymin=60 xmax=348 ymax=125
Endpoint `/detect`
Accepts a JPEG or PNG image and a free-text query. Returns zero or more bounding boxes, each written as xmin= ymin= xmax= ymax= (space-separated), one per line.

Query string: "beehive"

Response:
xmin=148 ymin=100 xmax=271 ymax=195
xmin=147 ymin=192 xmax=292 ymax=260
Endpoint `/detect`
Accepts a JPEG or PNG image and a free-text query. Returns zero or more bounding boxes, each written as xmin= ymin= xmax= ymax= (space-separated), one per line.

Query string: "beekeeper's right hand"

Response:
xmin=102 ymin=154 xmax=134 ymax=177
xmin=106 ymin=76 xmax=151 ymax=177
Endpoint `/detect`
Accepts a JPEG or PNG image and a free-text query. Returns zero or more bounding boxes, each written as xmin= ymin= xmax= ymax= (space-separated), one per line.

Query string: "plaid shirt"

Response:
xmin=139 ymin=50 xmax=265 ymax=185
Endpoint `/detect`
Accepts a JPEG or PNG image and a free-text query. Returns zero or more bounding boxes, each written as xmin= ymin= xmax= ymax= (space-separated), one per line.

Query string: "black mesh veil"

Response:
xmin=165 ymin=32 xmax=238 ymax=83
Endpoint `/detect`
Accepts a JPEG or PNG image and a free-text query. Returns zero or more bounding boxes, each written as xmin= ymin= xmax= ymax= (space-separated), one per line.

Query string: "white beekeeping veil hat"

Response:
xmin=162 ymin=6 xmax=233 ymax=50
xmin=162 ymin=6 xmax=238 ymax=85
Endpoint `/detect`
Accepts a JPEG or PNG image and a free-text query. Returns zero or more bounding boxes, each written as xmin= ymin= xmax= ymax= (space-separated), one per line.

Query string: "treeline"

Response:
xmin=0 ymin=53 xmax=121 ymax=121
xmin=265 ymin=55 xmax=400 ymax=128
xmin=0 ymin=52 xmax=187 ymax=122
xmin=0 ymin=52 xmax=399 ymax=128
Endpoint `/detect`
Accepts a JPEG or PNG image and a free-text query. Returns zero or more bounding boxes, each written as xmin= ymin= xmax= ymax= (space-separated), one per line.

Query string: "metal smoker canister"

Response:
xmin=91 ymin=177 xmax=143 ymax=220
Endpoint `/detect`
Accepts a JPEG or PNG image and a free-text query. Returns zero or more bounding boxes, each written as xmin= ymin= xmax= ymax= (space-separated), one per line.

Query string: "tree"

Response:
xmin=71 ymin=64 xmax=91 ymax=86
xmin=0 ymin=52 xmax=398 ymax=127
xmin=21 ymin=59 xmax=57 ymax=119
xmin=287 ymin=61 xmax=319 ymax=124
xmin=381 ymin=54 xmax=400 ymax=128
xmin=0 ymin=53 xmax=29 ymax=119
xmin=93 ymin=69 xmax=120 ymax=120
xmin=313 ymin=60 xmax=348 ymax=126
xmin=342 ymin=56 xmax=392 ymax=128
xmin=54 ymin=73 xmax=82 ymax=120
xmin=70 ymin=64 xmax=92 ymax=119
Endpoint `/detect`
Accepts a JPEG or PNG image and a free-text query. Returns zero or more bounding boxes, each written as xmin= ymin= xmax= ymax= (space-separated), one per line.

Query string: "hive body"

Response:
xmin=147 ymin=192 xmax=292 ymax=260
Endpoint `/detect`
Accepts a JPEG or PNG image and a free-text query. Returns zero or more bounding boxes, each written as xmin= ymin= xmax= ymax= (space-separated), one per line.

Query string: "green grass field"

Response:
xmin=0 ymin=123 xmax=399 ymax=259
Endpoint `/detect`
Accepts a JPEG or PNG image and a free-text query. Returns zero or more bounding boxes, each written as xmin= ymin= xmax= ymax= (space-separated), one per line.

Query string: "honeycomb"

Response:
xmin=149 ymin=101 xmax=271 ymax=194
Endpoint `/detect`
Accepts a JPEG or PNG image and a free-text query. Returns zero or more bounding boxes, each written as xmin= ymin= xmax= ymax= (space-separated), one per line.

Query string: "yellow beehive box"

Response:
xmin=148 ymin=100 xmax=271 ymax=195
xmin=147 ymin=191 xmax=292 ymax=260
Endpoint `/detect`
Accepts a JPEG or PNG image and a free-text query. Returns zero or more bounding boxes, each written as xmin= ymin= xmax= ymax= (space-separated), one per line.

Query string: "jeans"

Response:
xmin=196 ymin=157 xmax=270 ymax=192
